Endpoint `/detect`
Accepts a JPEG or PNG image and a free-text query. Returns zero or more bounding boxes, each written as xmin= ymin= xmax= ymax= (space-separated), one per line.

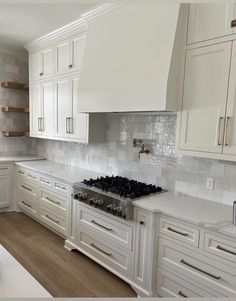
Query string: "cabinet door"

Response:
xmin=180 ymin=42 xmax=231 ymax=153
xmin=134 ymin=209 xmax=151 ymax=289
xmin=55 ymin=77 xmax=71 ymax=138
xmin=70 ymin=34 xmax=86 ymax=72
xmin=29 ymin=51 xmax=41 ymax=81
xmin=41 ymin=47 xmax=54 ymax=78
xmin=70 ymin=75 xmax=88 ymax=141
xmin=30 ymin=83 xmax=42 ymax=136
xmin=0 ymin=175 xmax=11 ymax=208
xmin=187 ymin=3 xmax=234 ymax=44
xmin=56 ymin=39 xmax=70 ymax=74
xmin=223 ymin=41 xmax=236 ymax=155
xmin=41 ymin=81 xmax=54 ymax=136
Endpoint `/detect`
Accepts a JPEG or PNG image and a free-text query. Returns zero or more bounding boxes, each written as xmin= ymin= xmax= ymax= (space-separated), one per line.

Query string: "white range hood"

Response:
xmin=78 ymin=3 xmax=187 ymax=113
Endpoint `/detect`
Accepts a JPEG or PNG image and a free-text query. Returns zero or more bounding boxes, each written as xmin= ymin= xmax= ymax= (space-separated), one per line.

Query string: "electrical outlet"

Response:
xmin=206 ymin=177 xmax=214 ymax=190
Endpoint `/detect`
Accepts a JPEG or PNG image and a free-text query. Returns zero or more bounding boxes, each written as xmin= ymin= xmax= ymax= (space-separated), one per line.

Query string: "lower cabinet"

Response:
xmin=0 ymin=164 xmax=12 ymax=209
xmin=15 ymin=165 xmax=70 ymax=237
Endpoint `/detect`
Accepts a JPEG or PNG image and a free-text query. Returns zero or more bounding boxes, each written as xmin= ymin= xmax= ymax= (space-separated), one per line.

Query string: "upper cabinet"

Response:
xmin=29 ymin=46 xmax=54 ymax=81
xmin=187 ymin=3 xmax=235 ymax=44
xmin=56 ymin=34 xmax=86 ymax=75
xmin=180 ymin=42 xmax=232 ymax=153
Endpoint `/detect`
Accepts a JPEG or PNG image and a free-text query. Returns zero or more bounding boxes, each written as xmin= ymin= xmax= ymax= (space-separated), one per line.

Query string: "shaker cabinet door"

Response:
xmin=30 ymin=51 xmax=41 ymax=81
xmin=187 ymin=3 xmax=235 ymax=44
xmin=41 ymin=81 xmax=54 ymax=137
xmin=180 ymin=42 xmax=232 ymax=153
xmin=0 ymin=175 xmax=11 ymax=208
xmin=55 ymin=78 xmax=71 ymax=138
xmin=56 ymin=39 xmax=71 ymax=75
xmin=30 ymin=83 xmax=42 ymax=136
xmin=70 ymin=34 xmax=86 ymax=72
xmin=41 ymin=47 xmax=54 ymax=78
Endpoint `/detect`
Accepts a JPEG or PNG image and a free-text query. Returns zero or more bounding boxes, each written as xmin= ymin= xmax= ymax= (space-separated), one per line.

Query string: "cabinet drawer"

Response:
xmin=156 ymin=267 xmax=220 ymax=298
xmin=16 ymin=168 xmax=27 ymax=178
xmin=39 ymin=188 xmax=67 ymax=216
xmin=158 ymin=238 xmax=236 ymax=296
xmin=78 ymin=205 xmax=133 ymax=251
xmin=204 ymin=233 xmax=236 ymax=266
xmin=17 ymin=195 xmax=38 ymax=218
xmin=77 ymin=229 xmax=132 ymax=278
xmin=159 ymin=216 xmax=199 ymax=247
xmin=54 ymin=181 xmax=70 ymax=196
xmin=0 ymin=164 xmax=11 ymax=175
xmin=17 ymin=179 xmax=38 ymax=201
xmin=39 ymin=206 xmax=67 ymax=236
xmin=40 ymin=175 xmax=53 ymax=187
xmin=27 ymin=171 xmax=39 ymax=182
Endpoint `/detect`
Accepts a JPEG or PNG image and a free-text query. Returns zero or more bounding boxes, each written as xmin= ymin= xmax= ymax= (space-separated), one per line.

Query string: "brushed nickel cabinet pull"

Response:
xmin=45 ymin=197 xmax=60 ymax=205
xmin=0 ymin=167 xmax=8 ymax=170
xmin=180 ymin=259 xmax=221 ymax=280
xmin=21 ymin=201 xmax=32 ymax=208
xmin=45 ymin=214 xmax=60 ymax=224
xmin=216 ymin=244 xmax=236 ymax=256
xmin=41 ymin=117 xmax=44 ymax=132
xmin=91 ymin=220 xmax=113 ymax=231
xmin=56 ymin=184 xmax=66 ymax=190
xmin=217 ymin=117 xmax=224 ymax=146
xmin=41 ymin=179 xmax=50 ymax=184
xmin=90 ymin=243 xmax=112 ymax=256
xmin=231 ymin=19 xmax=236 ymax=28
xmin=68 ymin=64 xmax=73 ymax=69
xmin=38 ymin=117 xmax=41 ymax=131
xmin=178 ymin=290 xmax=188 ymax=298
xmin=167 ymin=227 xmax=188 ymax=237
xmin=66 ymin=117 xmax=70 ymax=133
xmin=28 ymin=174 xmax=37 ymax=179
xmin=21 ymin=185 xmax=32 ymax=192
xmin=18 ymin=170 xmax=25 ymax=174
xmin=69 ymin=117 xmax=73 ymax=134
xmin=224 ymin=117 xmax=230 ymax=146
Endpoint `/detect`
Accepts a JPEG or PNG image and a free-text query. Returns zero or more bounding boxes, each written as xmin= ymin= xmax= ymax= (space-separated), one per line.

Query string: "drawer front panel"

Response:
xmin=40 ymin=189 xmax=67 ymax=216
xmin=54 ymin=181 xmax=69 ymax=196
xmin=159 ymin=216 xmax=199 ymax=247
xmin=39 ymin=206 xmax=67 ymax=236
xmin=78 ymin=205 xmax=133 ymax=251
xmin=0 ymin=164 xmax=11 ymax=175
xmin=17 ymin=179 xmax=38 ymax=200
xmin=158 ymin=238 xmax=236 ymax=296
xmin=204 ymin=233 xmax=236 ymax=265
xmin=77 ymin=228 xmax=131 ymax=277
xmin=17 ymin=195 xmax=38 ymax=218
xmin=27 ymin=171 xmax=39 ymax=182
xmin=157 ymin=267 xmax=220 ymax=298
xmin=40 ymin=175 xmax=53 ymax=188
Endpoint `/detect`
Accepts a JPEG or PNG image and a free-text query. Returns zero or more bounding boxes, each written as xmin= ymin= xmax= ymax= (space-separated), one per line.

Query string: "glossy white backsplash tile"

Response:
xmin=29 ymin=113 xmax=236 ymax=206
xmin=0 ymin=50 xmax=30 ymax=155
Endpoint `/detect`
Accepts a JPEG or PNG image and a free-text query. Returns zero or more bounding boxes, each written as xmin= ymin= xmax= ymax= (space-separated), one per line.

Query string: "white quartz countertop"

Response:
xmin=133 ymin=191 xmax=236 ymax=238
xmin=0 ymin=155 xmax=44 ymax=162
xmin=15 ymin=160 xmax=105 ymax=185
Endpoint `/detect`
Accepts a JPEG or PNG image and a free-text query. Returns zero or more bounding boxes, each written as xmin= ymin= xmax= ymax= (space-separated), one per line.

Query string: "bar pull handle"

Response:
xmin=216 ymin=245 xmax=236 ymax=256
xmin=45 ymin=214 xmax=60 ymax=224
xmin=178 ymin=291 xmax=188 ymax=298
xmin=21 ymin=201 xmax=32 ymax=208
xmin=217 ymin=117 xmax=224 ymax=146
xmin=224 ymin=117 xmax=230 ymax=146
xmin=21 ymin=185 xmax=32 ymax=192
xmin=180 ymin=259 xmax=221 ymax=280
xmin=91 ymin=220 xmax=113 ymax=231
xmin=167 ymin=227 xmax=188 ymax=237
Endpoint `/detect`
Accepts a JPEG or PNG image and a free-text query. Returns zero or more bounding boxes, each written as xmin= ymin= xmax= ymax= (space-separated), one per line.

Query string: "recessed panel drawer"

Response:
xmin=17 ymin=195 xmax=38 ymax=218
xmin=158 ymin=238 xmax=236 ymax=296
xmin=40 ymin=175 xmax=53 ymax=187
xmin=17 ymin=179 xmax=38 ymax=201
xmin=0 ymin=164 xmax=11 ymax=175
xmin=204 ymin=233 xmax=236 ymax=266
xmin=39 ymin=188 xmax=67 ymax=216
xmin=156 ymin=267 xmax=221 ymax=298
xmin=78 ymin=205 xmax=133 ymax=251
xmin=54 ymin=181 xmax=70 ymax=196
xmin=39 ymin=206 xmax=67 ymax=236
xmin=159 ymin=216 xmax=199 ymax=247
xmin=77 ymin=228 xmax=132 ymax=278
xmin=16 ymin=168 xmax=27 ymax=178
xmin=27 ymin=171 xmax=39 ymax=182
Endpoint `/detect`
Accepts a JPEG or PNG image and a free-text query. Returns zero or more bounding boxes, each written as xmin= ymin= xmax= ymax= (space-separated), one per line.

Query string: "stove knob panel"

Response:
xmin=89 ymin=197 xmax=96 ymax=205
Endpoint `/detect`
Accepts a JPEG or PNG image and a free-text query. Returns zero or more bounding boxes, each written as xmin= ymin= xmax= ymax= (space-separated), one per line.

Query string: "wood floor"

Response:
xmin=0 ymin=212 xmax=137 ymax=298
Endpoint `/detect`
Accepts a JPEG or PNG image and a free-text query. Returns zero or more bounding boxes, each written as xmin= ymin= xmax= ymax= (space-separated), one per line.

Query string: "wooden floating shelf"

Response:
xmin=2 ymin=131 xmax=29 ymax=137
xmin=2 ymin=107 xmax=29 ymax=113
xmin=1 ymin=82 xmax=29 ymax=91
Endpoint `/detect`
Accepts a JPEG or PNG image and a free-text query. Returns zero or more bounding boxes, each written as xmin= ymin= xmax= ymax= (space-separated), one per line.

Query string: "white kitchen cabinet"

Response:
xmin=179 ymin=42 xmax=232 ymax=153
xmin=56 ymin=34 xmax=86 ymax=75
xmin=29 ymin=46 xmax=54 ymax=81
xmin=187 ymin=3 xmax=235 ymax=44
xmin=30 ymin=81 xmax=54 ymax=138
xmin=133 ymin=208 xmax=152 ymax=292
xmin=0 ymin=174 xmax=11 ymax=209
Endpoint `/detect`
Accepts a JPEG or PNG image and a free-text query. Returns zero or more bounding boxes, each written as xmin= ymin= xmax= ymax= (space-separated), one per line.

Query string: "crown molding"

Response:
xmin=25 ymin=2 xmax=125 ymax=51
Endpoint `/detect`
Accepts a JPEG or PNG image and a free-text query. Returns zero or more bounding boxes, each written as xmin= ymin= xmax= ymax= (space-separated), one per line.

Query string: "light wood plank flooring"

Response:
xmin=0 ymin=212 xmax=137 ymax=298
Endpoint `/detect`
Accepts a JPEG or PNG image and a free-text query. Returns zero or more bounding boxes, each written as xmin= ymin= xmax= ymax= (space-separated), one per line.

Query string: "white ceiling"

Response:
xmin=0 ymin=2 xmax=103 ymax=57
